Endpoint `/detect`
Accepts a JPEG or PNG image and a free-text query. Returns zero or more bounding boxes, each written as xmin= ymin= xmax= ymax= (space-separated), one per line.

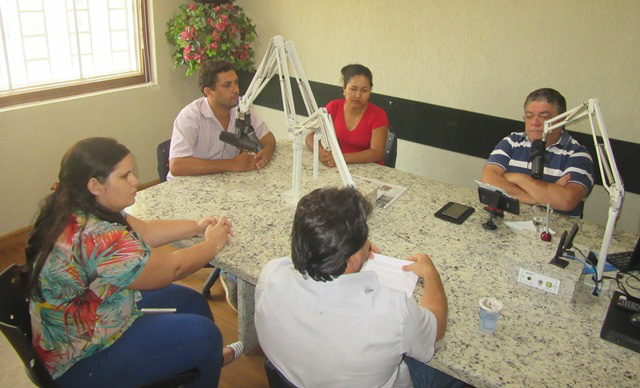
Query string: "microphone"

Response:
xmin=219 ymin=131 xmax=263 ymax=153
xmin=530 ymin=139 xmax=546 ymax=179
xmin=219 ymin=112 xmax=264 ymax=153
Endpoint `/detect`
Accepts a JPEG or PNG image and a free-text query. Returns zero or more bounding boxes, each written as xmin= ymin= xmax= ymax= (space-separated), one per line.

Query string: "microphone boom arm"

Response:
xmin=238 ymin=36 xmax=354 ymax=202
xmin=542 ymin=98 xmax=625 ymax=292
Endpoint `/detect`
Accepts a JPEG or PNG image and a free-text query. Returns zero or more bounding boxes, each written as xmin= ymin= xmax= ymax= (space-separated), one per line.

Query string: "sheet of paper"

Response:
xmin=505 ymin=220 xmax=556 ymax=235
xmin=361 ymin=253 xmax=419 ymax=297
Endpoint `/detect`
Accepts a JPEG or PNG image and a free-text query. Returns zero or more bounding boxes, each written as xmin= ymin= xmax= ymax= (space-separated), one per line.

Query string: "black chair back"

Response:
xmin=384 ymin=130 xmax=398 ymax=168
xmin=156 ymin=139 xmax=171 ymax=182
xmin=265 ymin=359 xmax=298 ymax=388
xmin=0 ymin=264 xmax=58 ymax=388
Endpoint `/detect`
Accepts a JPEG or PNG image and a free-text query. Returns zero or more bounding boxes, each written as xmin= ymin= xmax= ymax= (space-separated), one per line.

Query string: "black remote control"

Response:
xmin=616 ymin=296 xmax=640 ymax=313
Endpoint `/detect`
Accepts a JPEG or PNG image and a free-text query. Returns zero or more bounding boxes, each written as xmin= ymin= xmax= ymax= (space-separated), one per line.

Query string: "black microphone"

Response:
xmin=529 ymin=139 xmax=545 ymax=179
xmin=219 ymin=131 xmax=263 ymax=153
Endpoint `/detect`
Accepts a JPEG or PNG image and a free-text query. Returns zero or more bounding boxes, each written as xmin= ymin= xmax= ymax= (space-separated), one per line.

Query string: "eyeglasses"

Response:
xmin=522 ymin=113 xmax=553 ymax=122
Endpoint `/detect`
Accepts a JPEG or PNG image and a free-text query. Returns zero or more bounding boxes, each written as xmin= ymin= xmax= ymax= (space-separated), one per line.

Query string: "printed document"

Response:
xmin=353 ymin=175 xmax=407 ymax=209
xmin=361 ymin=253 xmax=419 ymax=297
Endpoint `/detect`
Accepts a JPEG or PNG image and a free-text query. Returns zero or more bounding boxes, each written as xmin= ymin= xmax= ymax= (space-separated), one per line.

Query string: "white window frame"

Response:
xmin=0 ymin=0 xmax=151 ymax=108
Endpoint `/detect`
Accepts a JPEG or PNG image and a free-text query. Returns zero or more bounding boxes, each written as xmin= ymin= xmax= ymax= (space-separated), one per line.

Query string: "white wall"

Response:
xmin=0 ymin=1 xmax=201 ymax=235
xmin=239 ymin=0 xmax=640 ymax=234
xmin=1 ymin=0 xmax=638 ymax=236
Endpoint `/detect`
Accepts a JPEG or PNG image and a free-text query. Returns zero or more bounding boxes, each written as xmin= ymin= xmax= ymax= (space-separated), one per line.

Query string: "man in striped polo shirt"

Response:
xmin=481 ymin=88 xmax=594 ymax=216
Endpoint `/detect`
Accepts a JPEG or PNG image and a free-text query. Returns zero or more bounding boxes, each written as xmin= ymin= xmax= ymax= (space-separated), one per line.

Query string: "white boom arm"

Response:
xmin=542 ymin=98 xmax=624 ymax=293
xmin=238 ymin=36 xmax=354 ymax=202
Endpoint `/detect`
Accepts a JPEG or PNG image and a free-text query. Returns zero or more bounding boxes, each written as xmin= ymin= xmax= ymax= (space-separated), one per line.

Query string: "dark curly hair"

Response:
xmin=291 ymin=187 xmax=373 ymax=282
xmin=524 ymin=88 xmax=567 ymax=115
xmin=198 ymin=59 xmax=237 ymax=94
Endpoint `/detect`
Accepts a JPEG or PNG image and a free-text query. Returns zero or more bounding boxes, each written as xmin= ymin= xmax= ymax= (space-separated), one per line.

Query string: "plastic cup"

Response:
xmin=479 ymin=297 xmax=503 ymax=333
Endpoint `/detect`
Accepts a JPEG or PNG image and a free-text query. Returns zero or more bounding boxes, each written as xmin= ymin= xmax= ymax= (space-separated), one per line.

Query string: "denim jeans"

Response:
xmin=56 ymin=284 xmax=223 ymax=388
xmin=404 ymin=355 xmax=469 ymax=388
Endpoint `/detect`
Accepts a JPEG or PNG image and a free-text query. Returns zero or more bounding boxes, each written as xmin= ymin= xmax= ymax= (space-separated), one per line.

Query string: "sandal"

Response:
xmin=224 ymin=341 xmax=245 ymax=364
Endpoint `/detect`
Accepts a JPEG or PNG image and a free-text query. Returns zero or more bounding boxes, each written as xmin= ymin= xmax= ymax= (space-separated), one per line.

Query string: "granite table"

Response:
xmin=127 ymin=141 xmax=639 ymax=388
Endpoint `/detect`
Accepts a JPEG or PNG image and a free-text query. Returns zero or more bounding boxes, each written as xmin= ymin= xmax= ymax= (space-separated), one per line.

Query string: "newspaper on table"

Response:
xmin=353 ymin=175 xmax=407 ymax=209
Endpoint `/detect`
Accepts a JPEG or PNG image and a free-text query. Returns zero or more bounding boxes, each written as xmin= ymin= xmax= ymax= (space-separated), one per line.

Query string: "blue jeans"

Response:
xmin=404 ymin=356 xmax=469 ymax=388
xmin=56 ymin=284 xmax=223 ymax=388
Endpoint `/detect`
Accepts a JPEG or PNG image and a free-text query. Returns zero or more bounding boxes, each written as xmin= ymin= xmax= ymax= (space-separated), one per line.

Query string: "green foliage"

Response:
xmin=166 ymin=2 xmax=257 ymax=76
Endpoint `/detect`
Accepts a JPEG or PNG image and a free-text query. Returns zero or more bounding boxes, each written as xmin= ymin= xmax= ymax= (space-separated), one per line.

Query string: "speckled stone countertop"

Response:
xmin=128 ymin=141 xmax=639 ymax=388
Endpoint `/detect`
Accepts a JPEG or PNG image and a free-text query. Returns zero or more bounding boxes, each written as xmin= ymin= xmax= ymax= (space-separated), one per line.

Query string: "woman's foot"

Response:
xmin=222 ymin=341 xmax=244 ymax=366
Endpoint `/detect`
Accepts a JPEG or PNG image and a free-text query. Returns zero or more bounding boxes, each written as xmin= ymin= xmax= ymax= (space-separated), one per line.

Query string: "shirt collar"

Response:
xmin=521 ymin=130 xmax=570 ymax=149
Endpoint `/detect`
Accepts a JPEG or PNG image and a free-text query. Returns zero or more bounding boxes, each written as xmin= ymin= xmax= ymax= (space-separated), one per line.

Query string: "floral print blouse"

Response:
xmin=30 ymin=209 xmax=150 ymax=378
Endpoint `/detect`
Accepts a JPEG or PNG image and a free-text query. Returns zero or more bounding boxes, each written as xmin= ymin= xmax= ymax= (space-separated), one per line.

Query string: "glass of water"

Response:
xmin=532 ymin=204 xmax=547 ymax=234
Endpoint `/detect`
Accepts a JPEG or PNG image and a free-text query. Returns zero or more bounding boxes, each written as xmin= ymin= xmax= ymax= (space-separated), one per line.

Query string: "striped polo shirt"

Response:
xmin=486 ymin=131 xmax=594 ymax=216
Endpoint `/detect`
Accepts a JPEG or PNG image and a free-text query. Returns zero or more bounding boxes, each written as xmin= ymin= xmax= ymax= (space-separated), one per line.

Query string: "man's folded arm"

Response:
xmin=481 ymin=164 xmax=536 ymax=204
xmin=504 ymin=173 xmax=587 ymax=211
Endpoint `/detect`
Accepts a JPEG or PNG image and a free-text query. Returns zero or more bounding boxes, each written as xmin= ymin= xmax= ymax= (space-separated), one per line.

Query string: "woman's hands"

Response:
xmin=197 ymin=216 xmax=218 ymax=234
xmin=204 ymin=216 xmax=234 ymax=252
xmin=320 ymin=149 xmax=336 ymax=168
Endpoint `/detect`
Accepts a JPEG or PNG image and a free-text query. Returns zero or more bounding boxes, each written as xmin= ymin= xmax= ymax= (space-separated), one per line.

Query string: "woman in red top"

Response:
xmin=306 ymin=64 xmax=389 ymax=166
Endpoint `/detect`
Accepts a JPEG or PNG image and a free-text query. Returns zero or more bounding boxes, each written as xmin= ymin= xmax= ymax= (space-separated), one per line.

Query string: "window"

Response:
xmin=0 ymin=0 xmax=151 ymax=108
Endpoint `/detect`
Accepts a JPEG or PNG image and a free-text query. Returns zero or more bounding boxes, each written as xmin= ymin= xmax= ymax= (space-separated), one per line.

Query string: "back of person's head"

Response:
xmin=340 ymin=64 xmax=373 ymax=88
xmin=291 ymin=187 xmax=373 ymax=282
xmin=199 ymin=60 xmax=237 ymax=94
xmin=25 ymin=137 xmax=131 ymax=295
xmin=524 ymin=88 xmax=567 ymax=115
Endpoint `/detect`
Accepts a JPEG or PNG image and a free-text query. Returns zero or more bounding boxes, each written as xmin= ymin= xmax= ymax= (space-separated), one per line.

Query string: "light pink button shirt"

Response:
xmin=167 ymin=97 xmax=269 ymax=178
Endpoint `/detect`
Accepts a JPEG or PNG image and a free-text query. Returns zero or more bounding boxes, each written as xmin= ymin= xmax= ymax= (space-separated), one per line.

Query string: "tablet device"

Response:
xmin=434 ymin=202 xmax=475 ymax=224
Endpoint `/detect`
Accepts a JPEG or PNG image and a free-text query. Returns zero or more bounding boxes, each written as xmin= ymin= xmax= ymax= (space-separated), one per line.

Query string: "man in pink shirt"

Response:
xmin=169 ymin=60 xmax=276 ymax=178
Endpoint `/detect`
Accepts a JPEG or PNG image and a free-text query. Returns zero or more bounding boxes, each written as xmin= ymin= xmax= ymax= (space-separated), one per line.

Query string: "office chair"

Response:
xmin=0 ymin=264 xmax=199 ymax=388
xmin=156 ymin=139 xmax=171 ymax=182
xmin=155 ymin=139 xmax=221 ymax=297
xmin=384 ymin=130 xmax=398 ymax=168
xmin=264 ymin=359 xmax=298 ymax=388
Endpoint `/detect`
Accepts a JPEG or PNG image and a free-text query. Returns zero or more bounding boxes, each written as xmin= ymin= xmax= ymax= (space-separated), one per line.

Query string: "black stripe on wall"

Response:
xmin=238 ymin=71 xmax=639 ymax=194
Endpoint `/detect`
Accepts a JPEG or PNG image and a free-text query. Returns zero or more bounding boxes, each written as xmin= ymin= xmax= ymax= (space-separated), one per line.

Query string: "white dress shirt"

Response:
xmin=255 ymin=257 xmax=438 ymax=388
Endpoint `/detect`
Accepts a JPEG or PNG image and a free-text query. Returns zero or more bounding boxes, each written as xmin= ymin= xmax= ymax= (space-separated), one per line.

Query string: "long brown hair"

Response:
xmin=25 ymin=137 xmax=132 ymax=297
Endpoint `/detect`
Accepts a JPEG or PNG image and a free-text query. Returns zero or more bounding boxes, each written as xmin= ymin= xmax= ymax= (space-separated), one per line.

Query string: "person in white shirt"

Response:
xmin=168 ymin=60 xmax=276 ymax=179
xmin=255 ymin=187 xmax=467 ymax=388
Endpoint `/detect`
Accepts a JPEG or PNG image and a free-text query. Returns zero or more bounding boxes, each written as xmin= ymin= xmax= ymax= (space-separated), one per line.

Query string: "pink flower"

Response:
xmin=213 ymin=5 xmax=221 ymax=12
xmin=181 ymin=31 xmax=190 ymax=40
xmin=188 ymin=4 xmax=197 ymax=11
xmin=243 ymin=43 xmax=250 ymax=49
xmin=211 ymin=42 xmax=218 ymax=50
xmin=215 ymin=21 xmax=227 ymax=31
xmin=227 ymin=3 xmax=234 ymax=11
xmin=206 ymin=17 xmax=213 ymax=26
xmin=183 ymin=52 xmax=192 ymax=61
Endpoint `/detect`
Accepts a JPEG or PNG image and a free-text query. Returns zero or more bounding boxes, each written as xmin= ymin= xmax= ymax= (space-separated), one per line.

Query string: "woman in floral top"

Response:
xmin=26 ymin=137 xmax=240 ymax=388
